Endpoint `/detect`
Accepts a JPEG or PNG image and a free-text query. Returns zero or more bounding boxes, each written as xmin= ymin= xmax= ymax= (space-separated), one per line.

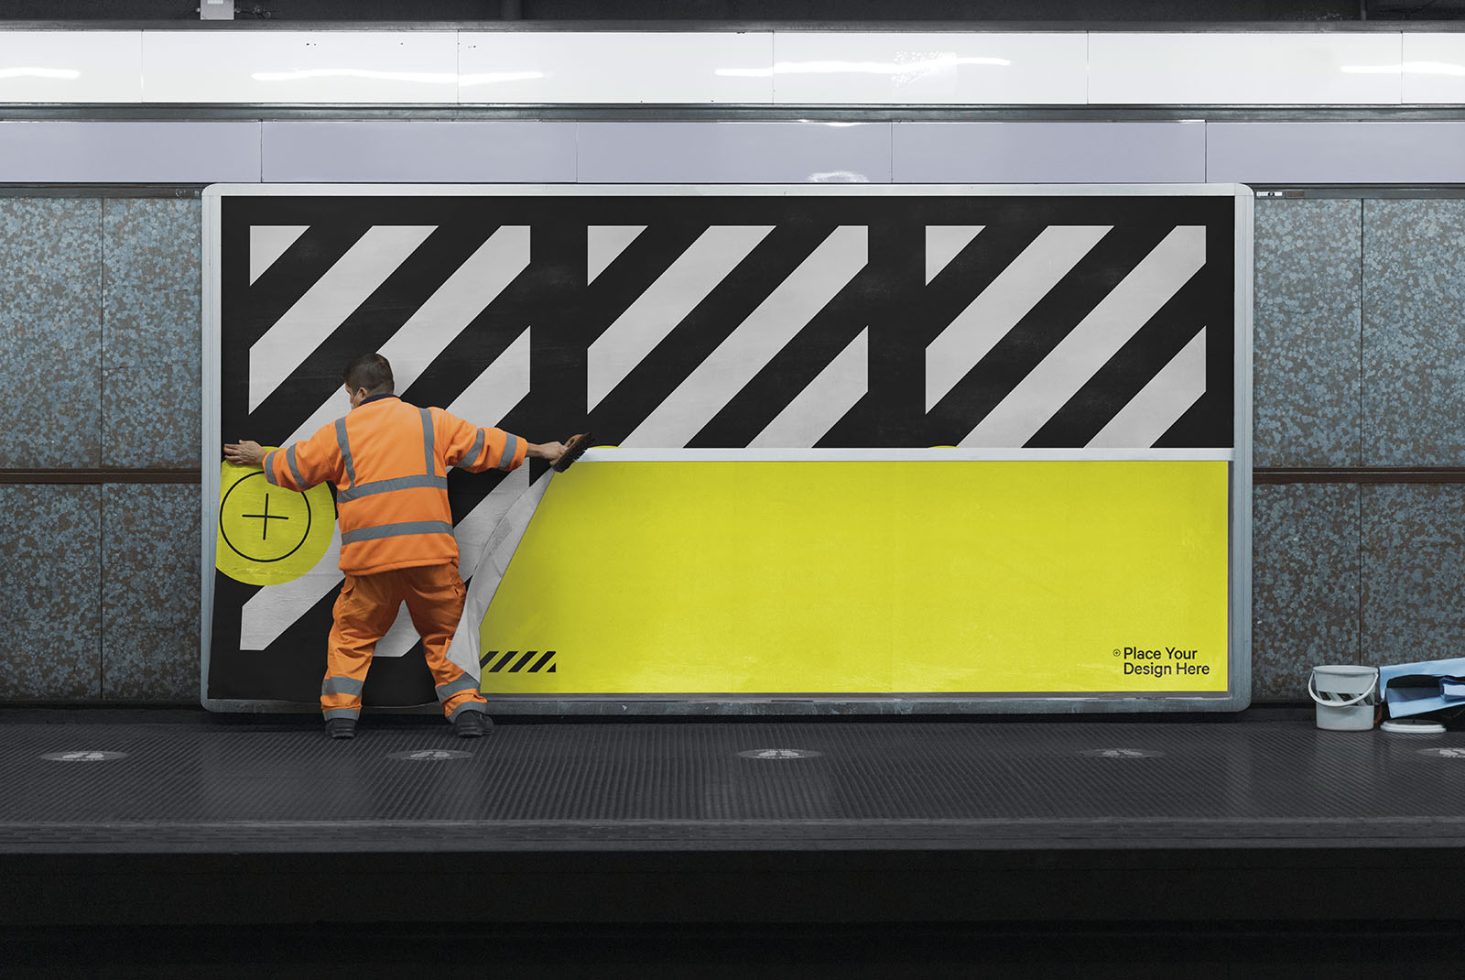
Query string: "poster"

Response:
xmin=202 ymin=184 xmax=1251 ymax=713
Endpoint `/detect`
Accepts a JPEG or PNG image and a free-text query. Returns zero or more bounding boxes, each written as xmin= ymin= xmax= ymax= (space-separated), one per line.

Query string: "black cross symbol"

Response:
xmin=241 ymin=493 xmax=291 ymax=541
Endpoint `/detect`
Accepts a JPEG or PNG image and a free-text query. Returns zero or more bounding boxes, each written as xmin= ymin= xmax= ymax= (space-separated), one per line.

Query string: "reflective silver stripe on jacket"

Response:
xmin=420 ymin=408 xmax=435 ymax=475
xmin=334 ymin=418 xmax=356 ymax=487
xmin=435 ymin=675 xmax=479 ymax=702
xmin=499 ymin=433 xmax=519 ymax=471
xmin=261 ymin=450 xmax=278 ymax=486
xmin=459 ymin=427 xmax=485 ymax=470
xmin=337 ymin=474 xmax=448 ymax=503
xmin=285 ymin=444 xmax=306 ymax=488
xmin=321 ymin=676 xmax=364 ymax=696
xmin=340 ymin=520 xmax=455 ymax=546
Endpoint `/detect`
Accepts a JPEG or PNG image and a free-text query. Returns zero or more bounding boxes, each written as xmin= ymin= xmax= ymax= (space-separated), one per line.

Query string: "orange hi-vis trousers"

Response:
xmin=320 ymin=562 xmax=488 ymax=722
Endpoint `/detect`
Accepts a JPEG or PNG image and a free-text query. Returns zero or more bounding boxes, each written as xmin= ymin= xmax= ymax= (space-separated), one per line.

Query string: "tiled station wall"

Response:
xmin=2 ymin=197 xmax=199 ymax=701
xmin=1252 ymin=198 xmax=1465 ymax=700
xmin=1 ymin=194 xmax=1456 ymax=703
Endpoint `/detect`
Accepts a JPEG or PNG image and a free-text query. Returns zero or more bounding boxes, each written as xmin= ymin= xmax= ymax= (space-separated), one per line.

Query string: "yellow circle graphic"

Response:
xmin=216 ymin=451 xmax=336 ymax=586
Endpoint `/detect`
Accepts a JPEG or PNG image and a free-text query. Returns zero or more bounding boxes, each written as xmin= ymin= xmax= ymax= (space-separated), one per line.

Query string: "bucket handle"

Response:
xmin=1307 ymin=670 xmax=1377 ymax=708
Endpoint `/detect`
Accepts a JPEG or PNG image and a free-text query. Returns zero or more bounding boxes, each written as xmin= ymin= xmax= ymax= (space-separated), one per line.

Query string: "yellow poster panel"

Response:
xmin=480 ymin=460 xmax=1229 ymax=695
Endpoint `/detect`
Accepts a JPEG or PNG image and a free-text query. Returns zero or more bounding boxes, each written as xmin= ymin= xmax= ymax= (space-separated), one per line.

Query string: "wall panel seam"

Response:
xmin=0 ymin=470 xmax=203 ymax=484
xmin=1356 ymin=480 xmax=1364 ymax=666
xmin=98 ymin=195 xmax=106 ymax=699
xmin=98 ymin=480 xmax=106 ymax=698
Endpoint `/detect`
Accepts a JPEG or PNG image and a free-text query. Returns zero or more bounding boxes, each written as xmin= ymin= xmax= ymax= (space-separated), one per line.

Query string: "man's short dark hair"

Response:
xmin=343 ymin=353 xmax=394 ymax=394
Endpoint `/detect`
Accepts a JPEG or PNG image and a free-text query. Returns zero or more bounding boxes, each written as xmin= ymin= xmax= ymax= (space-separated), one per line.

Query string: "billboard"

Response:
xmin=202 ymin=184 xmax=1252 ymax=713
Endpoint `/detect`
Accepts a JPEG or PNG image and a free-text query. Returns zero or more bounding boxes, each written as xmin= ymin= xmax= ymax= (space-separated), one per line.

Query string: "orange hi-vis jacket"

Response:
xmin=263 ymin=395 xmax=527 ymax=575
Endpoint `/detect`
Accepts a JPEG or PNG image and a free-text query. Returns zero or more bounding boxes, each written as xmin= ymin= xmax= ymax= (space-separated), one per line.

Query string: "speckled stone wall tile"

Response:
xmin=101 ymin=483 xmax=199 ymax=702
xmin=102 ymin=198 xmax=202 ymax=468
xmin=0 ymin=199 xmax=102 ymax=468
xmin=0 ymin=485 xmax=101 ymax=699
xmin=1361 ymin=484 xmax=1465 ymax=666
xmin=1251 ymin=483 xmax=1361 ymax=701
xmin=1253 ymin=199 xmax=1362 ymax=468
xmin=1362 ymin=200 xmax=1465 ymax=466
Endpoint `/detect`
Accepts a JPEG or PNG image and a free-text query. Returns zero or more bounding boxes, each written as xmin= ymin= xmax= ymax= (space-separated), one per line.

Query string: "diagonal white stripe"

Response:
xmin=588 ymin=225 xmax=645 ymax=284
xmin=249 ymin=225 xmax=436 ymax=413
xmin=250 ymin=225 xmax=309 ymax=286
xmin=388 ymin=226 xmax=530 ymax=397
xmin=281 ymin=226 xmax=530 ymax=447
xmin=240 ymin=329 xmax=532 ymax=656
xmin=925 ymin=225 xmax=1111 ymax=412
xmin=587 ymin=225 xmax=773 ymax=409
xmin=623 ymin=226 xmax=867 ymax=449
xmin=1087 ymin=327 xmax=1208 ymax=449
xmin=238 ymin=526 xmax=341 ymax=651
xmin=748 ymin=329 xmax=868 ymax=448
xmin=961 ymin=225 xmax=1207 ymax=449
xmin=445 ymin=328 xmax=531 ymax=431
xmin=925 ymin=225 xmax=984 ymax=284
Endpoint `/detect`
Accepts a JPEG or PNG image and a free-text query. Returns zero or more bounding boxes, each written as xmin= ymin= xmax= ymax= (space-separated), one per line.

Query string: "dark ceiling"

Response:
xmin=2 ymin=0 xmax=1464 ymax=23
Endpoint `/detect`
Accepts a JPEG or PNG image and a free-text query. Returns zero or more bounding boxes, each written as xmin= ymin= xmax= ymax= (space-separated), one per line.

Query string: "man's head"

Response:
xmin=342 ymin=353 xmax=394 ymax=409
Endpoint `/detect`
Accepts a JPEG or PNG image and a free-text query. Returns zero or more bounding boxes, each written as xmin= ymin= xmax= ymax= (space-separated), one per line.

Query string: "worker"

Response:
xmin=223 ymin=353 xmax=569 ymax=741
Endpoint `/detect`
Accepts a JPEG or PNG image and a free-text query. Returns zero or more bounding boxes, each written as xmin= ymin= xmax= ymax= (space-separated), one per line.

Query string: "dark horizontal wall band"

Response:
xmin=0 ymin=185 xmax=203 ymax=199
xmin=1254 ymin=186 xmax=1465 ymax=200
xmin=0 ymin=469 xmax=201 ymax=485
xmin=7 ymin=467 xmax=1465 ymax=486
xmin=1254 ymin=467 xmax=1465 ymax=484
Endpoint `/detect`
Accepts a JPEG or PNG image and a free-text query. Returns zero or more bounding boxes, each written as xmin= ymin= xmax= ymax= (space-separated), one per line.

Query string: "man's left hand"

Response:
xmin=224 ymin=440 xmax=266 ymax=468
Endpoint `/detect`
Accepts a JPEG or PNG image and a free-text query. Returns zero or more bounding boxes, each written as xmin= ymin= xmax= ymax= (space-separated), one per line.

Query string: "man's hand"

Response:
xmin=528 ymin=441 xmax=568 ymax=465
xmin=223 ymin=440 xmax=267 ymax=468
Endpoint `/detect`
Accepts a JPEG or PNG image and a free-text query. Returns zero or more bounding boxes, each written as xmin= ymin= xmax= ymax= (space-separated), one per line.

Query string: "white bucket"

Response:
xmin=1307 ymin=665 xmax=1378 ymax=732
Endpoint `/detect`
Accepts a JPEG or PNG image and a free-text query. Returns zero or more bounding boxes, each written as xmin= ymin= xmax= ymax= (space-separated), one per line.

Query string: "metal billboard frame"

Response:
xmin=201 ymin=182 xmax=1253 ymax=715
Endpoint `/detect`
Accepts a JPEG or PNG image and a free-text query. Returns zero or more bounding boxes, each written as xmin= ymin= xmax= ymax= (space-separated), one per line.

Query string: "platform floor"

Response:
xmin=4 ymin=708 xmax=1465 ymax=853
xmin=10 ymin=708 xmax=1465 ymax=975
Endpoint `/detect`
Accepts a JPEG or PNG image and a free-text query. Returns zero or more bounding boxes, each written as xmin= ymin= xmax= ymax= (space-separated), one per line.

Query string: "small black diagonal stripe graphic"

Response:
xmin=478 ymin=650 xmax=497 ymax=668
xmin=510 ymin=651 xmax=538 ymax=673
xmin=528 ymin=651 xmax=556 ymax=673
xmin=547 ymin=664 xmax=556 ymax=673
xmin=489 ymin=651 xmax=518 ymax=673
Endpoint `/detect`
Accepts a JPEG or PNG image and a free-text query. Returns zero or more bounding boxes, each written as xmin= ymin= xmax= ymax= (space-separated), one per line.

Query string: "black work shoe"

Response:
xmin=326 ymin=717 xmax=356 ymax=740
xmin=453 ymin=711 xmax=490 ymax=739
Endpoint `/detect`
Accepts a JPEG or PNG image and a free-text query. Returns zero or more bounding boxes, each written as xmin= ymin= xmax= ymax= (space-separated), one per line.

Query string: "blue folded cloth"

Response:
xmin=1378 ymin=658 xmax=1465 ymax=718
xmin=1441 ymin=679 xmax=1465 ymax=700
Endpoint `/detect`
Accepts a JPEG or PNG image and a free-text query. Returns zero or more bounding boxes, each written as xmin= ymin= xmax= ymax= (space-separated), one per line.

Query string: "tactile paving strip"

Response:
xmin=3 ymin=717 xmax=1465 ymax=853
